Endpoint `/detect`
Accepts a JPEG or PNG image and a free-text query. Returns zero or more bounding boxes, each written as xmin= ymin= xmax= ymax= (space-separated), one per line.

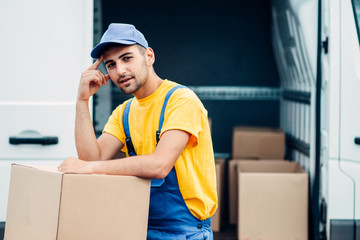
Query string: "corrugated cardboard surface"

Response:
xmin=58 ymin=174 xmax=150 ymax=239
xmin=5 ymin=164 xmax=151 ymax=240
xmin=237 ymin=161 xmax=308 ymax=240
xmin=228 ymin=159 xmax=285 ymax=224
xmin=232 ymin=126 xmax=285 ymax=159
xmin=211 ymin=158 xmax=225 ymax=232
xmin=5 ymin=164 xmax=63 ymax=240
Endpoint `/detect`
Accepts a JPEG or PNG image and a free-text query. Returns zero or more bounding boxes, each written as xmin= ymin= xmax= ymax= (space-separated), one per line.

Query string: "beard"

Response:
xmin=119 ymin=77 xmax=144 ymax=95
xmin=117 ymin=58 xmax=149 ymax=95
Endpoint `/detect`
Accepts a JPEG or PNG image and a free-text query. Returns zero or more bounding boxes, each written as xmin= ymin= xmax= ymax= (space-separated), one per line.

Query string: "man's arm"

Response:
xmin=74 ymin=56 xmax=118 ymax=161
xmin=58 ymin=129 xmax=190 ymax=179
xmin=75 ymin=102 xmax=123 ymax=161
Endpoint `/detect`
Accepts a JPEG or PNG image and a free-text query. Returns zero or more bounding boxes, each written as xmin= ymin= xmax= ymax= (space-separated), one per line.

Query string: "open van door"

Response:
xmin=326 ymin=0 xmax=360 ymax=238
xmin=272 ymin=0 xmax=322 ymax=238
xmin=273 ymin=0 xmax=360 ymax=238
xmin=0 ymin=0 xmax=93 ymax=222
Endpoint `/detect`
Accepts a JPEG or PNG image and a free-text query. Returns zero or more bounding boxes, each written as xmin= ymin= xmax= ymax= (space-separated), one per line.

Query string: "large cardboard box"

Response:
xmin=5 ymin=164 xmax=151 ymax=240
xmin=237 ymin=161 xmax=308 ymax=240
xmin=211 ymin=158 xmax=225 ymax=232
xmin=228 ymin=159 xmax=285 ymax=224
xmin=232 ymin=127 xmax=285 ymax=159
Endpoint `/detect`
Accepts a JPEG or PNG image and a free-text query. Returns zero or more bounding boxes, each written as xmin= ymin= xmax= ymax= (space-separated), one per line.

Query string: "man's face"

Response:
xmin=103 ymin=44 xmax=149 ymax=95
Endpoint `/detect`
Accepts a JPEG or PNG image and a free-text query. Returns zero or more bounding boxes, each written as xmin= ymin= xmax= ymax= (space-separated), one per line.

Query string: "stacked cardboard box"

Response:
xmin=228 ymin=159 xmax=244 ymax=224
xmin=232 ymin=126 xmax=285 ymax=160
xmin=237 ymin=161 xmax=308 ymax=240
xmin=211 ymin=158 xmax=225 ymax=232
xmin=229 ymin=126 xmax=286 ymax=224
xmin=5 ymin=164 xmax=151 ymax=240
xmin=228 ymin=127 xmax=308 ymax=239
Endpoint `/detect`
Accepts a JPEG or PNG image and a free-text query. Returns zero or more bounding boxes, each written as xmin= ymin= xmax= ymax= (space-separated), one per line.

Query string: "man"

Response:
xmin=58 ymin=23 xmax=217 ymax=239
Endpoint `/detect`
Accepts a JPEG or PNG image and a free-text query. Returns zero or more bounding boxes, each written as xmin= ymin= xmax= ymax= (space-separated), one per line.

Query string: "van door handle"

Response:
xmin=9 ymin=130 xmax=58 ymax=145
xmin=355 ymin=137 xmax=360 ymax=145
xmin=9 ymin=136 xmax=58 ymax=145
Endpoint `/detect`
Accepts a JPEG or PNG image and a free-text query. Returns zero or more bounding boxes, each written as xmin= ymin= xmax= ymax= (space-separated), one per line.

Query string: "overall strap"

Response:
xmin=122 ymin=85 xmax=186 ymax=156
xmin=156 ymin=85 xmax=186 ymax=143
xmin=122 ymin=98 xmax=137 ymax=156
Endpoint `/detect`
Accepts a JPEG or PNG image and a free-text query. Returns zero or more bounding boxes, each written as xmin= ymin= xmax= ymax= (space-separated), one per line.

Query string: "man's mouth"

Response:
xmin=118 ymin=77 xmax=133 ymax=84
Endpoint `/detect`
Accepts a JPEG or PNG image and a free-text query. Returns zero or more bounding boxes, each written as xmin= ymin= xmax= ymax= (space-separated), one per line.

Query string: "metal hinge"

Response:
xmin=322 ymin=37 xmax=329 ymax=54
xmin=320 ymin=198 xmax=327 ymax=224
xmin=319 ymin=198 xmax=328 ymax=240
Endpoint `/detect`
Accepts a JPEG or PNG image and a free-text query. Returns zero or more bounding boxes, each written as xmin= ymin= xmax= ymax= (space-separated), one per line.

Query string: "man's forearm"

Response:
xmin=75 ymin=100 xmax=101 ymax=161
xmin=59 ymin=129 xmax=189 ymax=177
xmin=88 ymin=154 xmax=164 ymax=178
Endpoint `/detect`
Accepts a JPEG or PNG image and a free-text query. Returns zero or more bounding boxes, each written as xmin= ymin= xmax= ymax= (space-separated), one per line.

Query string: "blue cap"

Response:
xmin=91 ymin=23 xmax=148 ymax=58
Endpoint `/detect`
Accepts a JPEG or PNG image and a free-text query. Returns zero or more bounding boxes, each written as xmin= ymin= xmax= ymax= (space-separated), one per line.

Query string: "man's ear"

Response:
xmin=145 ymin=47 xmax=155 ymax=66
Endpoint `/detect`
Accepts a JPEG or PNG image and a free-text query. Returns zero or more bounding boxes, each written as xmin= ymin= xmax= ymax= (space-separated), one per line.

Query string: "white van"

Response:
xmin=272 ymin=0 xmax=360 ymax=238
xmin=1 ymin=0 xmax=359 ymax=239
xmin=0 ymin=0 xmax=93 ymax=232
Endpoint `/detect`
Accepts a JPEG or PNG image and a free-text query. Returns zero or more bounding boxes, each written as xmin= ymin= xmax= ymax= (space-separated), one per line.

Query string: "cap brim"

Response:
xmin=90 ymin=40 xmax=136 ymax=58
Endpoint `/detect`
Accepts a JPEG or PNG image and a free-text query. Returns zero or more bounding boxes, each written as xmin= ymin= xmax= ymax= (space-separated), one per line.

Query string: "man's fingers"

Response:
xmin=87 ymin=55 xmax=103 ymax=70
xmin=95 ymin=71 xmax=107 ymax=85
xmin=104 ymin=74 xmax=111 ymax=85
xmin=96 ymin=72 xmax=110 ymax=86
xmin=82 ymin=70 xmax=107 ymax=86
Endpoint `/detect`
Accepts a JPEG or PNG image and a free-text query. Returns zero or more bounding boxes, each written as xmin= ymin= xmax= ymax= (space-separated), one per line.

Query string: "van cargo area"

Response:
xmin=93 ymin=0 xmax=308 ymax=238
xmin=1 ymin=0 xmax=360 ymax=239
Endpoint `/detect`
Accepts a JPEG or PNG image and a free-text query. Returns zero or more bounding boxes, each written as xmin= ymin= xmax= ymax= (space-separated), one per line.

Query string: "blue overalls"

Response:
xmin=122 ymin=85 xmax=213 ymax=240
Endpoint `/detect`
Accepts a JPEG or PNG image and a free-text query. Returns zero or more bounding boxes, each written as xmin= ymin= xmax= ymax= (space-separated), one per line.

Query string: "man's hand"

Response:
xmin=58 ymin=157 xmax=94 ymax=174
xmin=77 ymin=56 xmax=111 ymax=102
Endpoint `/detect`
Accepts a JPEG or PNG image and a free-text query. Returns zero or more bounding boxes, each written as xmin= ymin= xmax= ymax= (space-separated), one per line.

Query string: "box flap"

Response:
xmin=211 ymin=159 xmax=226 ymax=231
xmin=57 ymin=174 xmax=150 ymax=240
xmin=10 ymin=163 xmax=62 ymax=174
xmin=228 ymin=159 xmax=241 ymax=224
xmin=237 ymin=160 xmax=306 ymax=174
xmin=233 ymin=126 xmax=284 ymax=134
xmin=5 ymin=164 xmax=63 ymax=240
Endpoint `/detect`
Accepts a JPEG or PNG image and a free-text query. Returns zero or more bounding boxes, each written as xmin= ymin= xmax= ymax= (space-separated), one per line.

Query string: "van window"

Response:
xmin=353 ymin=0 xmax=360 ymax=40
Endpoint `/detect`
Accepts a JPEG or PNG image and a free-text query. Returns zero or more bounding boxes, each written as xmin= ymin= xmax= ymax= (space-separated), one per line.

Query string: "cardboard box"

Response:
xmin=228 ymin=159 xmax=241 ymax=225
xmin=228 ymin=159 xmax=285 ymax=224
xmin=211 ymin=158 xmax=225 ymax=232
xmin=208 ymin=118 xmax=212 ymax=133
xmin=237 ymin=161 xmax=308 ymax=240
xmin=5 ymin=164 xmax=151 ymax=240
xmin=232 ymin=127 xmax=285 ymax=159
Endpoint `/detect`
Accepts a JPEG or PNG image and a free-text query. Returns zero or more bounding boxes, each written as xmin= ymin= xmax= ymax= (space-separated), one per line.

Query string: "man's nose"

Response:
xmin=116 ymin=64 xmax=126 ymax=76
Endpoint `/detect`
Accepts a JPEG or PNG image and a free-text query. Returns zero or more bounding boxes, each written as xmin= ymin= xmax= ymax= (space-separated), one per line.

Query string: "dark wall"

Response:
xmin=101 ymin=0 xmax=280 ymax=154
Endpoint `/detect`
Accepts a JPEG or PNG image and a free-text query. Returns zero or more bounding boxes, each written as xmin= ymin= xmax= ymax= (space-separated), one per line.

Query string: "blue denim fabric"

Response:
xmin=147 ymin=168 xmax=213 ymax=240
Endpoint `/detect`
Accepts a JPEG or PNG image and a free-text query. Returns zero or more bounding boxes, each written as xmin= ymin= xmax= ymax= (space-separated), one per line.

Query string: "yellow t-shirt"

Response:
xmin=103 ymin=79 xmax=217 ymax=220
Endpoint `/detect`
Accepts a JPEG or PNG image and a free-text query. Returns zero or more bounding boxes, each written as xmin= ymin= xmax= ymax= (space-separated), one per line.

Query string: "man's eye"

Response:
xmin=123 ymin=57 xmax=132 ymax=61
xmin=107 ymin=63 xmax=115 ymax=68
